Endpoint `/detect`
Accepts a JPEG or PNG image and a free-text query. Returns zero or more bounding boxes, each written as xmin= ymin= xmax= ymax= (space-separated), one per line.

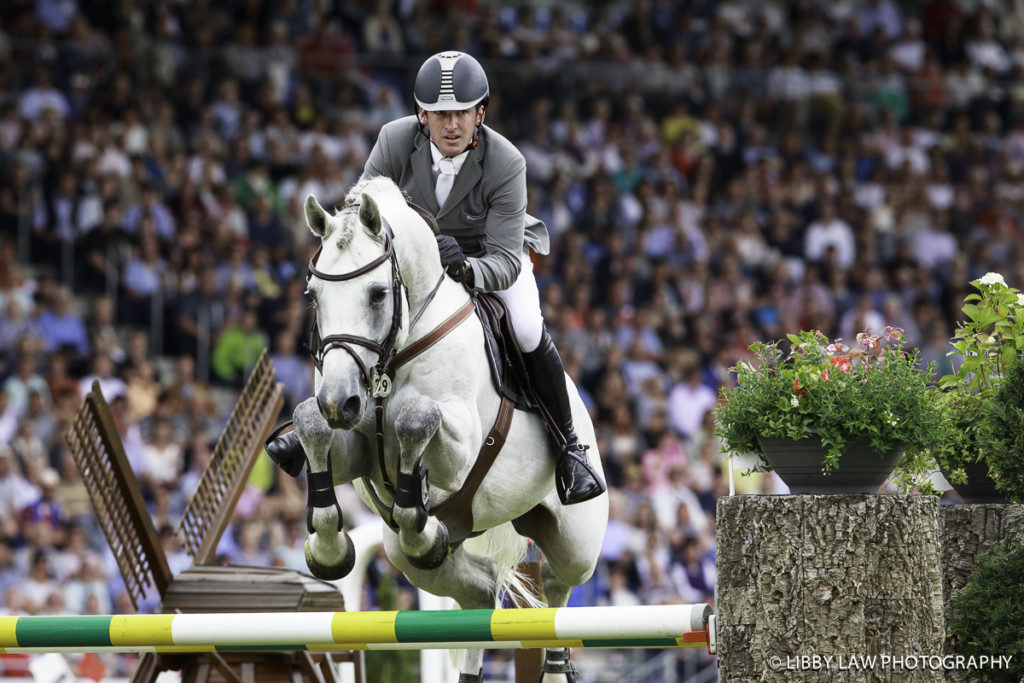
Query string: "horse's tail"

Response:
xmin=462 ymin=521 xmax=545 ymax=610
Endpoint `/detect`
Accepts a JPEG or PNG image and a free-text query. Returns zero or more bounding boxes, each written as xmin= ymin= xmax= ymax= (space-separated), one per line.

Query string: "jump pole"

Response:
xmin=0 ymin=605 xmax=713 ymax=654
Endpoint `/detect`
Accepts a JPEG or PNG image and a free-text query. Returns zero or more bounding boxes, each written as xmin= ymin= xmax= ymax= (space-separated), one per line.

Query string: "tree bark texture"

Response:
xmin=940 ymin=504 xmax=1024 ymax=682
xmin=716 ymin=495 xmax=944 ymax=682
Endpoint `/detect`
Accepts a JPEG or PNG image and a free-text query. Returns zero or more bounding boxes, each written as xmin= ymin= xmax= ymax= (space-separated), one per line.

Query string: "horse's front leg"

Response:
xmin=293 ymin=397 xmax=364 ymax=580
xmin=390 ymin=389 xmax=455 ymax=570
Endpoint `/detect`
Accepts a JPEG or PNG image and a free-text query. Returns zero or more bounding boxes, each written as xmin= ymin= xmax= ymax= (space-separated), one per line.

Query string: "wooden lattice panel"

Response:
xmin=177 ymin=348 xmax=284 ymax=564
xmin=66 ymin=383 xmax=172 ymax=610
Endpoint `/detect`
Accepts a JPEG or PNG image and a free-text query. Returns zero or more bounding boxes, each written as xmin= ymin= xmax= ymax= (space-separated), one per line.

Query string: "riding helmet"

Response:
xmin=414 ymin=51 xmax=489 ymax=111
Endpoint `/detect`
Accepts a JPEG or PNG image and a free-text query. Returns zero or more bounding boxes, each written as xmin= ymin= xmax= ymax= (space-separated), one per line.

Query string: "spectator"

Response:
xmin=140 ymin=418 xmax=182 ymax=487
xmin=211 ymin=308 xmax=267 ymax=386
xmin=77 ymin=353 xmax=127 ymax=401
xmin=666 ymin=363 xmax=717 ymax=442
xmin=804 ymin=200 xmax=856 ymax=270
xmin=122 ymin=184 xmax=176 ymax=242
xmin=35 ymin=286 xmax=89 ymax=357
xmin=17 ymin=67 xmax=70 ymax=121
xmin=4 ymin=354 xmax=49 ymax=418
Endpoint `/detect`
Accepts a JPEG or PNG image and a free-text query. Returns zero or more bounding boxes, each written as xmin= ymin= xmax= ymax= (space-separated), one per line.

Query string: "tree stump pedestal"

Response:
xmin=716 ymin=495 xmax=944 ymax=682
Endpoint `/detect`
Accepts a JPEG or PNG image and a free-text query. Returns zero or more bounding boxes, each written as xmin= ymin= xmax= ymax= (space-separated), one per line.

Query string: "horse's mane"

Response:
xmin=321 ymin=177 xmax=413 ymax=250
xmin=340 ymin=176 xmax=411 ymax=211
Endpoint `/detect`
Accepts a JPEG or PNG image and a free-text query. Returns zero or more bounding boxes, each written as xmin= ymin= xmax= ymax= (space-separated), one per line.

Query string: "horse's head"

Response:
xmin=304 ymin=189 xmax=398 ymax=428
xmin=304 ymin=179 xmax=441 ymax=430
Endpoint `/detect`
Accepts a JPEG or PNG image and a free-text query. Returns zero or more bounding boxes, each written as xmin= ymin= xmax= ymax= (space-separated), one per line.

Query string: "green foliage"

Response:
xmin=948 ymin=530 xmax=1024 ymax=682
xmin=931 ymin=387 xmax=994 ymax=487
xmin=984 ymin=355 xmax=1024 ymax=503
xmin=715 ymin=328 xmax=942 ymax=490
xmin=938 ymin=273 xmax=1024 ymax=496
xmin=940 ymin=272 xmax=1024 ymax=396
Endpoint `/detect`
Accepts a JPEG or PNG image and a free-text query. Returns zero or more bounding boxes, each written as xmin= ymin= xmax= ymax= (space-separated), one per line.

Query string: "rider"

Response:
xmin=268 ymin=51 xmax=605 ymax=506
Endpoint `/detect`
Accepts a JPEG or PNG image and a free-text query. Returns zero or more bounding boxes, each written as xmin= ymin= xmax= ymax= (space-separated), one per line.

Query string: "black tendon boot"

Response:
xmin=522 ymin=329 xmax=606 ymax=505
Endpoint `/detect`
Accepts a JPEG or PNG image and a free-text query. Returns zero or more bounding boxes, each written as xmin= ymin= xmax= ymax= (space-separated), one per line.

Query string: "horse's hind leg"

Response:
xmin=514 ymin=498 xmax=608 ymax=682
xmin=382 ymin=529 xmax=495 ymax=681
xmin=293 ymin=397 xmax=356 ymax=580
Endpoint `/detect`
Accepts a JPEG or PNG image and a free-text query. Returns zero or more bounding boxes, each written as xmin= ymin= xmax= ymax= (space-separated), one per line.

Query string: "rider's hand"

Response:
xmin=435 ymin=234 xmax=469 ymax=282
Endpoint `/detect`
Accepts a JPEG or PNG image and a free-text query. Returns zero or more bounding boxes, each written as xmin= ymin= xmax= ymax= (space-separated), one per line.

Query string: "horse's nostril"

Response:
xmin=341 ymin=395 xmax=361 ymax=422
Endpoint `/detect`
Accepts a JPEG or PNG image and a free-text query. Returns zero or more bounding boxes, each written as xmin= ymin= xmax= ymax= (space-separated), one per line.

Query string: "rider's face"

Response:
xmin=420 ymin=106 xmax=484 ymax=157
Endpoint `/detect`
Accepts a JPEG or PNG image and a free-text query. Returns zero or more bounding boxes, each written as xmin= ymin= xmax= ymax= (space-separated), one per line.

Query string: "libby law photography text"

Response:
xmin=769 ymin=654 xmax=1014 ymax=672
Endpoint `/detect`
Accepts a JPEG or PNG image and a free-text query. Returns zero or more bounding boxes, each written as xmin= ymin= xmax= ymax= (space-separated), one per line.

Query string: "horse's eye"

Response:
xmin=370 ymin=287 xmax=388 ymax=304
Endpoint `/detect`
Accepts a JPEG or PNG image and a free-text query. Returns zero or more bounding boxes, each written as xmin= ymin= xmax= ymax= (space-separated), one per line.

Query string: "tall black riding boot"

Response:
xmin=522 ymin=329 xmax=606 ymax=505
xmin=265 ymin=425 xmax=306 ymax=478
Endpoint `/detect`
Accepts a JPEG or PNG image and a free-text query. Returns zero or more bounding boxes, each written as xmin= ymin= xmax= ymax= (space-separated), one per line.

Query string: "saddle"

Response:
xmin=473 ymin=292 xmax=535 ymax=412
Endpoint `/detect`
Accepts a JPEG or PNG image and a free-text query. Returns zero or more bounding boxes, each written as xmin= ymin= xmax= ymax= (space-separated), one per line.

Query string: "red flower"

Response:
xmin=822 ymin=368 xmax=830 ymax=381
xmin=829 ymin=355 xmax=852 ymax=372
xmin=792 ymin=378 xmax=805 ymax=396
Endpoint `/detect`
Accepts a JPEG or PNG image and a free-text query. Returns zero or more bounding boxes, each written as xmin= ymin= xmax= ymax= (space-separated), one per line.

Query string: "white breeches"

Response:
xmin=493 ymin=251 xmax=544 ymax=353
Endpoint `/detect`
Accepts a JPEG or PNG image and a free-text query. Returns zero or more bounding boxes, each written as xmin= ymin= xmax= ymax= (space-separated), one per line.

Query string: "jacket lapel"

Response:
xmin=437 ymin=135 xmax=486 ymax=219
xmin=410 ymin=139 xmax=440 ymax=214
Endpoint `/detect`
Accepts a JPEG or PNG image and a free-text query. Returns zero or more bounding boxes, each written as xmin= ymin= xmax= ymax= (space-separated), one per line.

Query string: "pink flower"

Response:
xmin=822 ymin=368 xmax=830 ymax=382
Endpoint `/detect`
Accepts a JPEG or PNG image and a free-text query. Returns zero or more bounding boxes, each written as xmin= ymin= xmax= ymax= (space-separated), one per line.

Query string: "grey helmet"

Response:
xmin=414 ymin=51 xmax=489 ymax=111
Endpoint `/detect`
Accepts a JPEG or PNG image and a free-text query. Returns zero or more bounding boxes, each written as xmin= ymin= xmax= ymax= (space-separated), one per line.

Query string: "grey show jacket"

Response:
xmin=360 ymin=115 xmax=549 ymax=293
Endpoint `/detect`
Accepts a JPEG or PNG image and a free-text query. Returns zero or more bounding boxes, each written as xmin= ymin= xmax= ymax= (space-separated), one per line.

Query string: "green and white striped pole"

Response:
xmin=0 ymin=605 xmax=712 ymax=654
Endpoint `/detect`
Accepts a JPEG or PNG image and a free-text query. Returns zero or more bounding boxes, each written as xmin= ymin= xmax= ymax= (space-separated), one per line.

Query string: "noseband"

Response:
xmin=307 ymin=203 xmax=445 ymax=400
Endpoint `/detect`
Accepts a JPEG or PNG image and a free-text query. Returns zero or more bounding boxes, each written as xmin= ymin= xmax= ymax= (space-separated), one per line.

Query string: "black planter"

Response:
xmin=938 ymin=460 xmax=1009 ymax=504
xmin=756 ymin=435 xmax=902 ymax=494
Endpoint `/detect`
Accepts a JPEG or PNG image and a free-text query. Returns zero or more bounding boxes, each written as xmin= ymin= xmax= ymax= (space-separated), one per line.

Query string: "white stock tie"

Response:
xmin=435 ymin=157 xmax=457 ymax=209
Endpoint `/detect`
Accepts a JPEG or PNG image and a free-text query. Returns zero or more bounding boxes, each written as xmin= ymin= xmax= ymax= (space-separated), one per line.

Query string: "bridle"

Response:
xmin=306 ymin=202 xmax=445 ymax=401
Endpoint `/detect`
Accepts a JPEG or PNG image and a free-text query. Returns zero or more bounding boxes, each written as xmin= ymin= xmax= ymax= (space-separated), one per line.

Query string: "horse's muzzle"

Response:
xmin=316 ymin=390 xmax=362 ymax=430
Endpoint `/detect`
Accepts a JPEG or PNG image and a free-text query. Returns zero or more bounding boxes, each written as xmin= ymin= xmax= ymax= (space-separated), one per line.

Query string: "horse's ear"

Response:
xmin=359 ymin=193 xmax=382 ymax=235
xmin=305 ymin=194 xmax=329 ymax=237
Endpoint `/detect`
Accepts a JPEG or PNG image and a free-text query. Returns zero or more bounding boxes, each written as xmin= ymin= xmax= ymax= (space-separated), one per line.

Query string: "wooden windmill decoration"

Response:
xmin=67 ymin=350 xmax=364 ymax=682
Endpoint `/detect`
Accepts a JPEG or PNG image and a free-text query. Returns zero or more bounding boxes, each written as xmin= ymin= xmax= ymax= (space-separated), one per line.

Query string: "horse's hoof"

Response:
xmin=406 ymin=523 xmax=450 ymax=571
xmin=458 ymin=670 xmax=483 ymax=682
xmin=304 ymin=532 xmax=356 ymax=581
xmin=540 ymin=648 xmax=580 ymax=682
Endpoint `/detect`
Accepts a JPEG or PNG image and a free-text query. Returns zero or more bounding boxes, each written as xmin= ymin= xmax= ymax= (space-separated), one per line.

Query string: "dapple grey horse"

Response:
xmin=292 ymin=176 xmax=608 ymax=680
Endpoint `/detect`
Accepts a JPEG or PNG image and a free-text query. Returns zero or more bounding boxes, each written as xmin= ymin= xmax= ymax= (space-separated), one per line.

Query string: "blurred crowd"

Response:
xmin=2 ymin=0 xmax=1024 ymax=675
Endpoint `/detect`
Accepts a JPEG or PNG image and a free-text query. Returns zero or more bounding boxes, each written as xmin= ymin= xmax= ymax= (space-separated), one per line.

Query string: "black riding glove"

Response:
xmin=435 ymin=234 xmax=469 ymax=282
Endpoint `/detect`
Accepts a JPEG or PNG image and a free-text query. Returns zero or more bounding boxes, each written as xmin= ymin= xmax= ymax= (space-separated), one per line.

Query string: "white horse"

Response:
xmin=291 ymin=176 xmax=608 ymax=681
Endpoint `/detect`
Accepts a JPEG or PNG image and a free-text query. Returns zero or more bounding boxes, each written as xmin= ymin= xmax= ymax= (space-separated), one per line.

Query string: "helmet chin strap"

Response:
xmin=463 ymin=124 xmax=482 ymax=154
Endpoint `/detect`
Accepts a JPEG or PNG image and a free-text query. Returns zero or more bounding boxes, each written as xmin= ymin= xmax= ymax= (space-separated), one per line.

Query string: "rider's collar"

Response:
xmin=429 ymin=141 xmax=470 ymax=174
